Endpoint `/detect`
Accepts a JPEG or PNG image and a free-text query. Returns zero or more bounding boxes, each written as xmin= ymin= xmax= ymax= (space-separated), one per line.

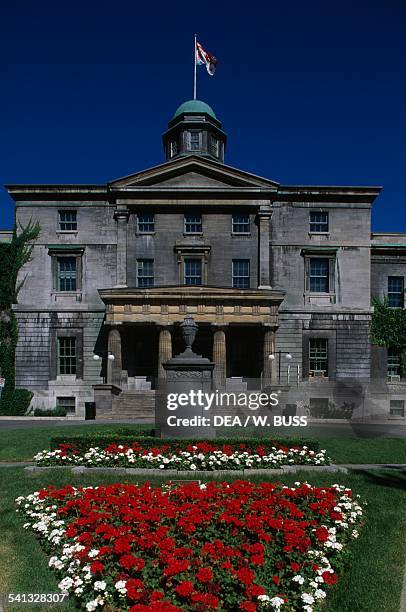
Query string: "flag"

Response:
xmin=196 ymin=40 xmax=217 ymax=75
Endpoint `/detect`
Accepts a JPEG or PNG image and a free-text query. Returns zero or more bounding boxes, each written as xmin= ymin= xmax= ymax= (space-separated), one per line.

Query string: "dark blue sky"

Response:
xmin=1 ymin=0 xmax=405 ymax=230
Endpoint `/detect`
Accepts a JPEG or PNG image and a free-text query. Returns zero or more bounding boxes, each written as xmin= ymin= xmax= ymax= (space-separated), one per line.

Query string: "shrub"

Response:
xmin=33 ymin=407 xmax=67 ymax=417
xmin=0 ymin=388 xmax=33 ymax=415
xmin=49 ymin=434 xmax=319 ymax=454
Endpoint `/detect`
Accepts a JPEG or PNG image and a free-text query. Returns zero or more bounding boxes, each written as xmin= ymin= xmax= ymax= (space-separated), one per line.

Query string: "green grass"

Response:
xmin=0 ymin=423 xmax=405 ymax=464
xmin=0 ymin=424 xmax=150 ymax=462
xmin=0 ymin=468 xmax=405 ymax=611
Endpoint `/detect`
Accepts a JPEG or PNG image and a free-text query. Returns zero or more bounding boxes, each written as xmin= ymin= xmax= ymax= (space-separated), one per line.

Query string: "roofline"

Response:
xmin=279 ymin=185 xmax=382 ymax=194
xmin=108 ymin=155 xmax=281 ymax=188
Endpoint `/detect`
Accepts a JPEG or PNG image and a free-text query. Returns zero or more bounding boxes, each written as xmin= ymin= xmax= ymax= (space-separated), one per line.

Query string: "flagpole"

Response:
xmin=193 ymin=34 xmax=197 ymax=100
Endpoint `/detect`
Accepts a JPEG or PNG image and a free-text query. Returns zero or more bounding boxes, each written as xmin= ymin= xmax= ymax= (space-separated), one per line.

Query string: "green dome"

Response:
xmin=173 ymin=99 xmax=217 ymax=120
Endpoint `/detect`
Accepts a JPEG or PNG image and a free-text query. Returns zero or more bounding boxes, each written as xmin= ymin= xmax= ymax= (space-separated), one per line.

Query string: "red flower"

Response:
xmin=196 ymin=567 xmax=213 ymax=583
xmin=236 ymin=568 xmax=255 ymax=586
xmin=90 ymin=561 xmax=104 ymax=574
xmin=240 ymin=602 xmax=257 ymax=611
xmin=119 ymin=554 xmax=144 ymax=571
xmin=315 ymin=526 xmax=329 ymax=542
xmin=322 ymin=571 xmax=338 ymax=585
xmin=175 ymin=581 xmax=194 ymax=597
xmin=273 ymin=576 xmax=280 ymax=585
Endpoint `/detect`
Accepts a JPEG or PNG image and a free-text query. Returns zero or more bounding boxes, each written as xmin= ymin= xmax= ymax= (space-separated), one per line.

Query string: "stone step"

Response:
xmin=112 ymin=390 xmax=156 ymax=418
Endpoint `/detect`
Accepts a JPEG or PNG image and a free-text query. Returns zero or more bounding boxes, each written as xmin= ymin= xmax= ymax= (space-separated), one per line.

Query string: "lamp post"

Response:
xmin=93 ymin=352 xmax=115 ymax=384
xmin=268 ymin=351 xmax=292 ymax=384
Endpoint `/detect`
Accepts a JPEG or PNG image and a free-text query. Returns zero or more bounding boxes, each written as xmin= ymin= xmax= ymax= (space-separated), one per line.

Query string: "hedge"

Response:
xmin=0 ymin=388 xmax=33 ymax=416
xmin=49 ymin=434 xmax=320 ymax=453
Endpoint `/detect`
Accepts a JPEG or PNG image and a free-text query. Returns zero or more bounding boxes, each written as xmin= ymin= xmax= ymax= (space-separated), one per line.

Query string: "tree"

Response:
xmin=0 ymin=221 xmax=40 ymax=412
xmin=370 ymin=297 xmax=406 ymax=379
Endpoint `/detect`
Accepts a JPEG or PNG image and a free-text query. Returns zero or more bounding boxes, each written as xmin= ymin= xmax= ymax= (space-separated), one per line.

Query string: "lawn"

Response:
xmin=0 ymin=467 xmax=405 ymax=612
xmin=0 ymin=423 xmax=405 ymax=464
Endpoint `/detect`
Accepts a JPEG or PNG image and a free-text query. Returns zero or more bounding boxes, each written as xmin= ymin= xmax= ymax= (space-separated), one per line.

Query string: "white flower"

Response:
xmin=292 ymin=574 xmax=305 ymax=585
xmin=94 ymin=580 xmax=106 ymax=591
xmin=269 ymin=596 xmax=285 ymax=609
xmin=58 ymin=576 xmax=74 ymax=592
xmin=301 ymin=593 xmax=315 ymax=604
xmin=115 ymin=580 xmax=127 ymax=595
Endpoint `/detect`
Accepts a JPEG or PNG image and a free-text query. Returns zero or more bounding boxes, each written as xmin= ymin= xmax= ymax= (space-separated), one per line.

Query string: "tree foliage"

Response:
xmin=0 ymin=221 xmax=40 ymax=413
xmin=370 ymin=297 xmax=406 ymax=348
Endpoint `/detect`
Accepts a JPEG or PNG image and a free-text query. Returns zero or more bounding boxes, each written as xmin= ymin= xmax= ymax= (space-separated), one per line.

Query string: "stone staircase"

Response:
xmin=111 ymin=390 xmax=155 ymax=419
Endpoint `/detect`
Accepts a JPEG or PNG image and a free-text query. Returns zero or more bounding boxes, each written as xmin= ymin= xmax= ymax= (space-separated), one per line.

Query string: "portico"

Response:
xmin=98 ymin=286 xmax=284 ymax=392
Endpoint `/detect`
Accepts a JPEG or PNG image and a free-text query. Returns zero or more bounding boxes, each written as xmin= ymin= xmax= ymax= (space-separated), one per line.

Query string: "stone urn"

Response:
xmin=180 ymin=315 xmax=198 ymax=354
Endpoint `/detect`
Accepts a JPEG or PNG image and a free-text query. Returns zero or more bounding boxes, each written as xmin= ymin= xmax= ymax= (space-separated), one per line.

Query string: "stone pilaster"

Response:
xmin=262 ymin=325 xmax=276 ymax=386
xmin=107 ymin=327 xmax=122 ymax=387
xmin=158 ymin=325 xmax=172 ymax=381
xmin=114 ymin=208 xmax=129 ymax=287
xmin=212 ymin=325 xmax=227 ymax=389
xmin=258 ymin=204 xmax=272 ymax=288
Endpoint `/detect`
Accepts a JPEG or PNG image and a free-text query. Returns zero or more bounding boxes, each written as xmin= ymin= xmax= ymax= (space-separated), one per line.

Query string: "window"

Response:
xmin=309 ymin=258 xmax=329 ymax=292
xmin=210 ymin=136 xmax=220 ymax=157
xmin=388 ymin=276 xmax=404 ymax=308
xmin=184 ymin=259 xmax=202 ymax=285
xmin=187 ymin=131 xmax=201 ymax=151
xmin=169 ymin=140 xmax=178 ymax=158
xmin=137 ymin=259 xmax=154 ymax=288
xmin=57 ymin=257 xmax=77 ymax=291
xmin=232 ymin=259 xmax=250 ymax=288
xmin=309 ymin=339 xmax=328 ymax=376
xmin=58 ymin=337 xmax=76 ymax=375
xmin=137 ymin=213 xmax=154 ymax=233
xmin=56 ymin=396 xmax=76 ymax=414
xmin=387 ymin=348 xmax=401 ymax=378
xmin=232 ymin=214 xmax=250 ymax=234
xmin=58 ymin=210 xmax=77 ymax=231
xmin=184 ymin=214 xmax=202 ymax=234
xmin=390 ymin=400 xmax=405 ymax=417
xmin=310 ymin=211 xmax=329 ymax=233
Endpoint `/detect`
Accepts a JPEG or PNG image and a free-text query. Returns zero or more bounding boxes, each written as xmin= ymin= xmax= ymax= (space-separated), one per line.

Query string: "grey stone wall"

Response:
xmin=126 ymin=210 xmax=258 ymax=288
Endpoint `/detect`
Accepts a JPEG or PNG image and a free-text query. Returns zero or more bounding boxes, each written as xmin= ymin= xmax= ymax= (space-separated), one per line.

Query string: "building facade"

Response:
xmin=4 ymin=100 xmax=406 ymax=419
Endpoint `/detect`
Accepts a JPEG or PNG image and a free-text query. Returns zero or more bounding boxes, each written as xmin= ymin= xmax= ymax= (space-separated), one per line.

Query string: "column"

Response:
xmin=212 ymin=325 xmax=227 ymax=389
xmin=262 ymin=324 xmax=276 ymax=387
xmin=158 ymin=325 xmax=172 ymax=382
xmin=114 ymin=207 xmax=129 ymax=287
xmin=258 ymin=203 xmax=272 ymax=288
xmin=107 ymin=327 xmax=122 ymax=387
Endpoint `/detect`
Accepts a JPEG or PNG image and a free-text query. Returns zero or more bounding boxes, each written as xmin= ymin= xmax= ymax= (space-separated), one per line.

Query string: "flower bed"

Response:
xmin=34 ymin=440 xmax=330 ymax=470
xmin=17 ymin=480 xmax=363 ymax=611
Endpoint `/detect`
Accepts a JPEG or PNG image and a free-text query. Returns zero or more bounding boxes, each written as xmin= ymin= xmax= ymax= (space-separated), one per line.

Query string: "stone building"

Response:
xmin=3 ymin=99 xmax=406 ymax=419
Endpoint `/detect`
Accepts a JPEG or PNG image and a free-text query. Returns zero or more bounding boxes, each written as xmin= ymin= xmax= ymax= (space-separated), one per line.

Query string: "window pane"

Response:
xmin=59 ymin=210 xmax=77 ymax=231
xmin=58 ymin=257 xmax=77 ymax=291
xmin=58 ymin=337 xmax=76 ymax=375
xmin=56 ymin=396 xmax=76 ymax=413
xmin=189 ymin=132 xmax=201 ymax=151
xmin=184 ymin=259 xmax=202 ymax=285
xmin=184 ymin=214 xmax=202 ymax=233
xmin=232 ymin=214 xmax=250 ymax=233
xmin=137 ymin=213 xmax=154 ymax=233
xmin=309 ymin=211 xmax=329 ymax=233
xmin=387 ymin=348 xmax=401 ymax=377
xmin=169 ymin=140 xmax=178 ymax=157
xmin=309 ymin=258 xmax=329 ymax=292
xmin=232 ymin=259 xmax=250 ymax=288
xmin=388 ymin=276 xmax=404 ymax=307
xmin=309 ymin=339 xmax=328 ymax=375
xmin=210 ymin=136 xmax=219 ymax=157
xmin=137 ymin=259 xmax=154 ymax=287
xmin=390 ymin=400 xmax=404 ymax=416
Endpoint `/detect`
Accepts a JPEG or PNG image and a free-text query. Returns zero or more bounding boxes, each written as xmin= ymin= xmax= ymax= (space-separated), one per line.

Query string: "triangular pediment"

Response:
xmin=109 ymin=156 xmax=279 ymax=191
